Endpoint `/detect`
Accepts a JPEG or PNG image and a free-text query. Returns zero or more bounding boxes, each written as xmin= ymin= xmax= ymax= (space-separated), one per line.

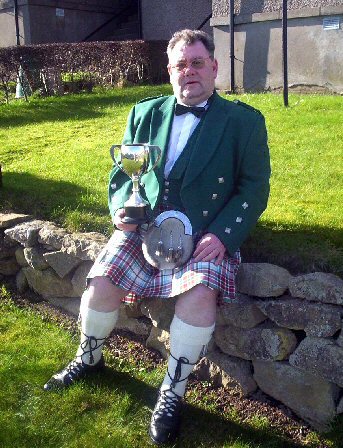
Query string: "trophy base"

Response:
xmin=122 ymin=206 xmax=148 ymax=225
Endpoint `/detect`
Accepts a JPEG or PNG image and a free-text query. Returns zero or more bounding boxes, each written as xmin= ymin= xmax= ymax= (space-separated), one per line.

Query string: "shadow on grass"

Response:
xmin=0 ymin=86 xmax=171 ymax=129
xmin=0 ymin=172 xmax=110 ymax=232
xmin=242 ymin=223 xmax=343 ymax=278
xmin=88 ymin=367 xmax=304 ymax=448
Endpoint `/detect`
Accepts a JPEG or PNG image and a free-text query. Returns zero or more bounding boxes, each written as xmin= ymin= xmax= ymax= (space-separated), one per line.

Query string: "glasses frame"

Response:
xmin=169 ymin=56 xmax=213 ymax=73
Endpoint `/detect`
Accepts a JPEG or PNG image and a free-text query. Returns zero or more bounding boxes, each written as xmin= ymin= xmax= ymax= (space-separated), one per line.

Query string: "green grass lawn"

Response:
xmin=1 ymin=287 xmax=342 ymax=448
xmin=0 ymin=86 xmax=342 ymax=275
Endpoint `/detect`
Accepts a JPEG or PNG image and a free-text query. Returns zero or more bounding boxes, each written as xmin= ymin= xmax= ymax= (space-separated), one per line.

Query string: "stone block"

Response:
xmin=62 ymin=232 xmax=107 ymax=261
xmin=38 ymin=223 xmax=68 ymax=250
xmin=236 ymin=263 xmax=291 ymax=297
xmin=146 ymin=326 xmax=170 ymax=359
xmin=43 ymin=251 xmax=81 ymax=278
xmin=24 ymin=247 xmax=49 ymax=270
xmin=71 ymin=261 xmax=93 ymax=297
xmin=253 ymin=360 xmax=339 ymax=431
xmin=206 ymin=350 xmax=257 ymax=396
xmin=336 ymin=322 xmax=343 ymax=348
xmin=23 ymin=267 xmax=76 ymax=298
xmin=125 ymin=303 xmax=144 ymax=319
xmin=215 ymin=322 xmax=297 ymax=361
xmin=140 ymin=297 xmax=176 ymax=330
xmin=257 ymin=296 xmax=342 ymax=337
xmin=0 ymin=213 xmax=31 ymax=229
xmin=289 ymin=337 xmax=343 ymax=387
xmin=116 ymin=306 xmax=151 ymax=338
xmin=0 ymin=257 xmax=20 ymax=275
xmin=217 ymin=293 xmax=267 ymax=328
xmin=45 ymin=297 xmax=81 ymax=317
xmin=0 ymin=239 xmax=17 ymax=259
xmin=337 ymin=397 xmax=343 ymax=414
xmin=16 ymin=269 xmax=28 ymax=293
xmin=15 ymin=247 xmax=28 ymax=267
xmin=4 ymin=220 xmax=47 ymax=247
xmin=289 ymin=272 xmax=343 ymax=305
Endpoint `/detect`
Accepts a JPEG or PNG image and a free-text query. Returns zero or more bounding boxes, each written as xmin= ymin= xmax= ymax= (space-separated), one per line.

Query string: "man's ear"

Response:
xmin=212 ymin=59 xmax=218 ymax=78
xmin=167 ymin=64 xmax=172 ymax=76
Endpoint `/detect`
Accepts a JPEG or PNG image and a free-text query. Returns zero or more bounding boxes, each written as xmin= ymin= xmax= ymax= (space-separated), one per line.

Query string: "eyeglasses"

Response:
xmin=169 ymin=57 xmax=212 ymax=72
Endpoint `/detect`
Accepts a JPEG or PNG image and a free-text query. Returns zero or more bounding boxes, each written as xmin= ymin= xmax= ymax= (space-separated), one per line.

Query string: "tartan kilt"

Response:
xmin=87 ymin=230 xmax=241 ymax=305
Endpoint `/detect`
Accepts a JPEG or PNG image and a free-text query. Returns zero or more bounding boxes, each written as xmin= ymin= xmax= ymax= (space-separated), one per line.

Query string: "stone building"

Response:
xmin=0 ymin=0 xmax=212 ymax=46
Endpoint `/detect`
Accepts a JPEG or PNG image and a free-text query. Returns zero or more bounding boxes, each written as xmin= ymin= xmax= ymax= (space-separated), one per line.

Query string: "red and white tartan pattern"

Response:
xmin=87 ymin=230 xmax=241 ymax=305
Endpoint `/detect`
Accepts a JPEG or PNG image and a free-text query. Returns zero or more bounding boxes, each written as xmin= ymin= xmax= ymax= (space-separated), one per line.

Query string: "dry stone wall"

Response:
xmin=1 ymin=212 xmax=343 ymax=431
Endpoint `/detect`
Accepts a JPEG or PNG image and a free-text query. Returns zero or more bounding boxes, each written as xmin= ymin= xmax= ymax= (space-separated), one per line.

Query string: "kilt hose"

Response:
xmin=87 ymin=229 xmax=241 ymax=305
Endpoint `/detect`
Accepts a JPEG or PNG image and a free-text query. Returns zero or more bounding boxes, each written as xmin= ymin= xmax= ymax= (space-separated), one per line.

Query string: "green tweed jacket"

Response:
xmin=108 ymin=92 xmax=271 ymax=256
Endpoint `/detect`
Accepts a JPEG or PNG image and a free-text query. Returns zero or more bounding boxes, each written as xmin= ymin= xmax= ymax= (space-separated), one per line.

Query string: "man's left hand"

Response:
xmin=193 ymin=233 xmax=226 ymax=266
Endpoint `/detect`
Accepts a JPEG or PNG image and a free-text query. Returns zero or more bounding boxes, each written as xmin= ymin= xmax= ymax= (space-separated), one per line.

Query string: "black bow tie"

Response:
xmin=175 ymin=103 xmax=206 ymax=118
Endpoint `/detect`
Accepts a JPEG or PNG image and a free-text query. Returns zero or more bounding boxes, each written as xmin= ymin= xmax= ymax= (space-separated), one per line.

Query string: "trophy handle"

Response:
xmin=144 ymin=145 xmax=162 ymax=173
xmin=110 ymin=145 xmax=123 ymax=170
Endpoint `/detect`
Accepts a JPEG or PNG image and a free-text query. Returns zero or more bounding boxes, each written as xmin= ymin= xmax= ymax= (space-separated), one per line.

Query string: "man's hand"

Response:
xmin=193 ymin=233 xmax=226 ymax=266
xmin=113 ymin=208 xmax=138 ymax=232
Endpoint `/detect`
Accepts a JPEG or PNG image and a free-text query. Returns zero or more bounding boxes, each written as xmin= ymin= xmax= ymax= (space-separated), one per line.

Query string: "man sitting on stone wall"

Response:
xmin=44 ymin=29 xmax=270 ymax=445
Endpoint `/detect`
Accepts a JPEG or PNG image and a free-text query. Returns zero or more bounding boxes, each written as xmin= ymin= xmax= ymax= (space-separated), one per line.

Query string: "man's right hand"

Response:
xmin=113 ymin=208 xmax=138 ymax=232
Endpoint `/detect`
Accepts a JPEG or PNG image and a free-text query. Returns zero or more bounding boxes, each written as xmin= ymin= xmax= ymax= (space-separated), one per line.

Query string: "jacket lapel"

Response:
xmin=182 ymin=93 xmax=232 ymax=189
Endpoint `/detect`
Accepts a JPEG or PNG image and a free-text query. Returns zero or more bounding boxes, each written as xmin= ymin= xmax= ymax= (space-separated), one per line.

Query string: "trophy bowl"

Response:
xmin=110 ymin=144 xmax=161 ymax=225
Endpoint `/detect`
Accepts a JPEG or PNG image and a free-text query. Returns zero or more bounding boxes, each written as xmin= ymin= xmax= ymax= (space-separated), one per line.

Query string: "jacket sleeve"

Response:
xmin=207 ymin=114 xmax=271 ymax=255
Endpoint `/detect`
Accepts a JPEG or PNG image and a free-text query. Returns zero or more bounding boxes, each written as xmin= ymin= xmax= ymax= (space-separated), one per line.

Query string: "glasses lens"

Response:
xmin=191 ymin=59 xmax=206 ymax=69
xmin=173 ymin=58 xmax=208 ymax=72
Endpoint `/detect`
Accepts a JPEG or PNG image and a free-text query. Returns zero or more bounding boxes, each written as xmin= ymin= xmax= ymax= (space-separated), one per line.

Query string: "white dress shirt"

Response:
xmin=164 ymin=99 xmax=208 ymax=178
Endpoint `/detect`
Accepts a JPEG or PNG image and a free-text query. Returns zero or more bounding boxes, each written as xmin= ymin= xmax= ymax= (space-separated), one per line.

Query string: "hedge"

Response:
xmin=0 ymin=40 xmax=169 ymax=102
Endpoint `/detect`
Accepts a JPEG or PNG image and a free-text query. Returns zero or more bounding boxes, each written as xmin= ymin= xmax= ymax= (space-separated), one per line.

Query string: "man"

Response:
xmin=44 ymin=29 xmax=270 ymax=445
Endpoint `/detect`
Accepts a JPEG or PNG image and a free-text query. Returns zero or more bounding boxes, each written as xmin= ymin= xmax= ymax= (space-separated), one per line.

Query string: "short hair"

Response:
xmin=167 ymin=29 xmax=215 ymax=59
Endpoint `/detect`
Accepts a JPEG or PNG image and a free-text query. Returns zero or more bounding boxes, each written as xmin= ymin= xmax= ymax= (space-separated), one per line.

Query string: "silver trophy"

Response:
xmin=110 ymin=144 xmax=161 ymax=224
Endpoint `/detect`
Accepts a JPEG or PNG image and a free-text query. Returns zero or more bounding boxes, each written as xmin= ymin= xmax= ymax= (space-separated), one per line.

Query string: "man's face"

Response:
xmin=167 ymin=40 xmax=218 ymax=106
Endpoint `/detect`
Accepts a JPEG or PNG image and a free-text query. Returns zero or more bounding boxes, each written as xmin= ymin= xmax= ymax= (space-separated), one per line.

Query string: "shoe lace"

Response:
xmin=155 ymin=388 xmax=181 ymax=419
xmin=168 ymin=355 xmax=195 ymax=388
xmin=65 ymin=359 xmax=84 ymax=378
xmin=79 ymin=333 xmax=106 ymax=365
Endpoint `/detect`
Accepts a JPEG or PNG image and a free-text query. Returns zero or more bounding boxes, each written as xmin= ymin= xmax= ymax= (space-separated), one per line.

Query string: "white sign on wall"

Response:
xmin=323 ymin=17 xmax=340 ymax=30
xmin=56 ymin=8 xmax=65 ymax=17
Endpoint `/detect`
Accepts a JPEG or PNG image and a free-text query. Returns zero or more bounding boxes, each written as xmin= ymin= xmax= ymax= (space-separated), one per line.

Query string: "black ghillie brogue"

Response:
xmin=44 ymin=332 xmax=106 ymax=391
xmin=43 ymin=355 xmax=105 ymax=391
xmin=149 ymin=387 xmax=182 ymax=445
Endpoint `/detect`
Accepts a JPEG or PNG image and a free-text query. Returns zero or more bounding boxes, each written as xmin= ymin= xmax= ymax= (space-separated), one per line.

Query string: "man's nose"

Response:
xmin=183 ymin=64 xmax=196 ymax=75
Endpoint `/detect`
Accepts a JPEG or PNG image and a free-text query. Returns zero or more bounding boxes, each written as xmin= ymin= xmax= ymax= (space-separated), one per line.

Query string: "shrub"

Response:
xmin=0 ymin=40 xmax=168 ymax=101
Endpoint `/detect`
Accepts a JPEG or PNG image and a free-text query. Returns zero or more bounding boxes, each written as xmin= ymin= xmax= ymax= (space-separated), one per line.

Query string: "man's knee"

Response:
xmin=81 ymin=276 xmax=124 ymax=311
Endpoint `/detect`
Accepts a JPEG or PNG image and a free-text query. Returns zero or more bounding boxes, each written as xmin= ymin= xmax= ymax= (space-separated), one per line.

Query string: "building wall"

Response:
xmin=0 ymin=0 xmax=130 ymax=46
xmin=213 ymin=0 xmax=343 ymax=16
xmin=212 ymin=5 xmax=343 ymax=93
xmin=141 ymin=0 xmax=212 ymax=41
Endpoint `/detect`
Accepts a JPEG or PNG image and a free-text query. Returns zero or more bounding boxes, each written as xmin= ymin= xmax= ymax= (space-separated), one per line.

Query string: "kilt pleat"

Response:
xmin=87 ymin=230 xmax=241 ymax=305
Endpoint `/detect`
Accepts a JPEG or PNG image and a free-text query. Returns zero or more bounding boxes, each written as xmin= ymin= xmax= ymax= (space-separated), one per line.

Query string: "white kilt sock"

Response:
xmin=161 ymin=315 xmax=215 ymax=397
xmin=76 ymin=306 xmax=119 ymax=365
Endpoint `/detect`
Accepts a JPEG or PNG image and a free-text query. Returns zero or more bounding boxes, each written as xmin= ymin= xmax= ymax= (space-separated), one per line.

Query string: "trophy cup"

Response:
xmin=110 ymin=144 xmax=161 ymax=224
